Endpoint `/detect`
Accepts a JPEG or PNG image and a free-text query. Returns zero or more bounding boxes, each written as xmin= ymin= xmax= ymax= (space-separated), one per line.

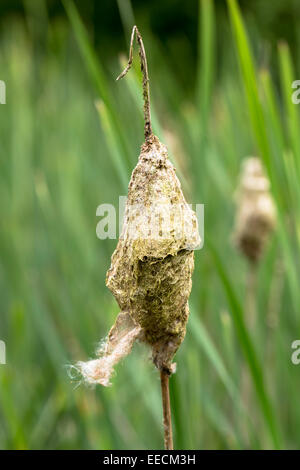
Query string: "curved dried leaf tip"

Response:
xmin=77 ymin=28 xmax=200 ymax=387
xmin=233 ymin=157 xmax=276 ymax=263
xmin=116 ymin=25 xmax=152 ymax=141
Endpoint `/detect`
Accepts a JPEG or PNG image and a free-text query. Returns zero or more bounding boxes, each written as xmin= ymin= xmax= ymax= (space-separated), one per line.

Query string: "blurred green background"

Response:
xmin=1 ymin=0 xmax=300 ymax=449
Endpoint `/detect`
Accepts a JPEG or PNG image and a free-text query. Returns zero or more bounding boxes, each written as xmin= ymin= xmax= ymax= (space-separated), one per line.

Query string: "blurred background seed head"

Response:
xmin=233 ymin=157 xmax=276 ymax=264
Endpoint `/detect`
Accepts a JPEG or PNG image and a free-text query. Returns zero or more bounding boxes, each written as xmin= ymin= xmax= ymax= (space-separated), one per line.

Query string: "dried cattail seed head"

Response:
xmin=78 ymin=135 xmax=200 ymax=386
xmin=77 ymin=27 xmax=200 ymax=387
xmin=107 ymin=134 xmax=200 ymax=371
xmin=233 ymin=157 xmax=276 ymax=263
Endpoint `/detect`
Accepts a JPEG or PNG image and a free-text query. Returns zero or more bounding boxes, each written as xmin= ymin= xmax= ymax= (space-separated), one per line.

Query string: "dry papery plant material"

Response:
xmin=77 ymin=26 xmax=200 ymax=450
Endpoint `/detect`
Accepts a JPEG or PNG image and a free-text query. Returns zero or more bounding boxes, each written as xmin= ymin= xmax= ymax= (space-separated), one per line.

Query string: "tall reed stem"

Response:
xmin=241 ymin=261 xmax=258 ymax=444
xmin=160 ymin=370 xmax=174 ymax=450
xmin=245 ymin=262 xmax=257 ymax=330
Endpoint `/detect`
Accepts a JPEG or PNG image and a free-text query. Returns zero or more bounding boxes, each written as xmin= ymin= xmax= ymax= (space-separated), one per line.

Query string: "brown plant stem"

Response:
xmin=241 ymin=260 xmax=258 ymax=444
xmin=245 ymin=261 xmax=257 ymax=331
xmin=160 ymin=369 xmax=174 ymax=450
xmin=116 ymin=25 xmax=153 ymax=141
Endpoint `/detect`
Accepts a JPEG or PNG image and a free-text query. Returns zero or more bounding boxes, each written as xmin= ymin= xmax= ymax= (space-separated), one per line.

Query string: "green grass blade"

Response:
xmin=227 ymin=0 xmax=274 ymax=183
xmin=227 ymin=0 xmax=300 ymax=316
xmin=95 ymin=100 xmax=129 ymax=191
xmin=208 ymin=240 xmax=282 ymax=449
xmin=62 ymin=0 xmax=131 ymax=168
xmin=197 ymin=0 xmax=215 ymax=127
xmin=278 ymin=42 xmax=300 ymax=177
